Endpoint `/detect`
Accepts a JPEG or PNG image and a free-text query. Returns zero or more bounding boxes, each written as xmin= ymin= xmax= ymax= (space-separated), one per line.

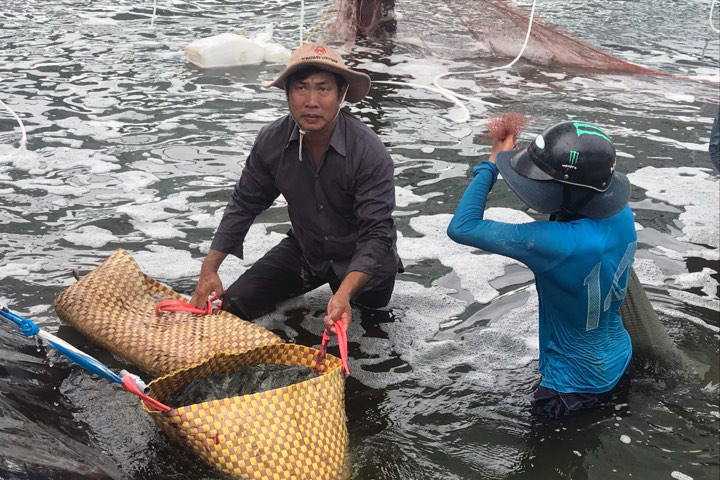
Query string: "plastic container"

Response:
xmin=184 ymin=25 xmax=291 ymax=69
xmin=184 ymin=32 xmax=266 ymax=68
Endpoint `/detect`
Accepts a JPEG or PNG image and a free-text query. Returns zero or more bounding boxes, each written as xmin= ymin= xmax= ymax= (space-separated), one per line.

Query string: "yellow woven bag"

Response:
xmin=53 ymin=249 xmax=283 ymax=376
xmin=145 ymin=344 xmax=348 ymax=480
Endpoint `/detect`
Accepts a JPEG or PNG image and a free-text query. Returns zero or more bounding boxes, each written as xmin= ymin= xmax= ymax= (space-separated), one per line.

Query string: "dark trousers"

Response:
xmin=530 ymin=364 xmax=632 ymax=418
xmin=221 ymin=235 xmax=396 ymax=320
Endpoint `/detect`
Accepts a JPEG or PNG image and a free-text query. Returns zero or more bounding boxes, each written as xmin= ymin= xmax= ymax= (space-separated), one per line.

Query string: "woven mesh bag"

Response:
xmin=145 ymin=343 xmax=348 ymax=480
xmin=53 ymin=249 xmax=283 ymax=376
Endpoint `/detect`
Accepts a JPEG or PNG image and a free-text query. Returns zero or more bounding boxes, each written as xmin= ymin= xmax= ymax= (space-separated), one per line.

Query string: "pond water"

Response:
xmin=0 ymin=1 xmax=718 ymax=479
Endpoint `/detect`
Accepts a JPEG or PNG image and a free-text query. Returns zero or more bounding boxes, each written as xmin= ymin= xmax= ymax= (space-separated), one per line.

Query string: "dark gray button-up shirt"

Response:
xmin=211 ymin=110 xmax=400 ymax=280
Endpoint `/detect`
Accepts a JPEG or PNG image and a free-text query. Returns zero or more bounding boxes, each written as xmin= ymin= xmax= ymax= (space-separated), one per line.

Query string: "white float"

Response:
xmin=184 ymin=25 xmax=290 ymax=68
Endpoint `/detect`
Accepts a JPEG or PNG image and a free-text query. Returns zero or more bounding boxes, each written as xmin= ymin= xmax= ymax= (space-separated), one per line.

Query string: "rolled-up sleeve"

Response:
xmin=347 ymin=146 xmax=396 ymax=276
xmin=210 ymin=138 xmax=280 ymax=259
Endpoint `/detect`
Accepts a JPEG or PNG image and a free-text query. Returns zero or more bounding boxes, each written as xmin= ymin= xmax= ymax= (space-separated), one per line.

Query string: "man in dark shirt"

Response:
xmin=190 ymin=43 xmax=400 ymax=336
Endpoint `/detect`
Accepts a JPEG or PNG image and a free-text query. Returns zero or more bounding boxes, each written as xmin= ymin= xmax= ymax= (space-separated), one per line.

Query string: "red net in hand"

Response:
xmin=484 ymin=112 xmax=528 ymax=142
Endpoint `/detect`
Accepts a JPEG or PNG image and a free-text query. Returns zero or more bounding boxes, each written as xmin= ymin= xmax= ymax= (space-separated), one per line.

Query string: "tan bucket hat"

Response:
xmin=264 ymin=43 xmax=371 ymax=103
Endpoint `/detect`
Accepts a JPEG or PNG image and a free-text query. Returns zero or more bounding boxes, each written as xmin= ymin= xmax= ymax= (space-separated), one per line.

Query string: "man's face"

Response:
xmin=288 ymin=71 xmax=343 ymax=134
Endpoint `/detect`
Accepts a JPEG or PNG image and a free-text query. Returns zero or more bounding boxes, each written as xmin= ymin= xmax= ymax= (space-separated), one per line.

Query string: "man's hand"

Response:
xmin=190 ymin=270 xmax=224 ymax=309
xmin=484 ymin=112 xmax=527 ymax=164
xmin=324 ymin=293 xmax=352 ymax=336
xmin=190 ymin=250 xmax=228 ymax=309
xmin=488 ymin=135 xmax=517 ymax=164
xmin=323 ymin=270 xmax=370 ymax=335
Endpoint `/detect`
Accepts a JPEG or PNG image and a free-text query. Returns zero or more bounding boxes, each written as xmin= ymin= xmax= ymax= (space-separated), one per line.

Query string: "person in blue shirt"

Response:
xmin=447 ymin=120 xmax=636 ymax=418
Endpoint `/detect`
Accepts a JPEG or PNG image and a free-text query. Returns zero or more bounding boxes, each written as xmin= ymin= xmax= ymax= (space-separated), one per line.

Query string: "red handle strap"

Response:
xmin=155 ymin=294 xmax=222 ymax=316
xmin=318 ymin=322 xmax=350 ymax=377
xmin=121 ymin=375 xmax=172 ymax=412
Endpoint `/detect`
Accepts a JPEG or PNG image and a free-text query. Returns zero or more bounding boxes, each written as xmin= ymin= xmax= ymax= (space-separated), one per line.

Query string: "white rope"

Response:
xmin=0 ymin=98 xmax=27 ymax=151
xmin=150 ymin=0 xmax=158 ymax=26
xmin=711 ymin=0 xmax=720 ymax=34
xmin=375 ymin=80 xmax=470 ymax=123
xmin=432 ymin=0 xmax=538 ymax=106
xmin=299 ymin=0 xmax=305 ymax=46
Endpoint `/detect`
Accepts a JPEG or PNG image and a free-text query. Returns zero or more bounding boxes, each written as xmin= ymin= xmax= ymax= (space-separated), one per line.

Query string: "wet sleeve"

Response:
xmin=347 ymin=147 xmax=396 ymax=276
xmin=710 ymin=108 xmax=720 ymax=171
xmin=446 ymin=161 xmax=570 ymax=273
xmin=210 ymin=138 xmax=280 ymax=259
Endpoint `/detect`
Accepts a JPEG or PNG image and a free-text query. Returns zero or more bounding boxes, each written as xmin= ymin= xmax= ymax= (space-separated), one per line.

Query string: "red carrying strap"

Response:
xmin=121 ymin=375 xmax=172 ymax=412
xmin=155 ymin=294 xmax=222 ymax=316
xmin=316 ymin=322 xmax=350 ymax=377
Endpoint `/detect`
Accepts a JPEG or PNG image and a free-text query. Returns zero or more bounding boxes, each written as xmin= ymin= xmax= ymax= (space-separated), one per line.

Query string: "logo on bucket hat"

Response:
xmin=314 ymin=46 xmax=327 ymax=55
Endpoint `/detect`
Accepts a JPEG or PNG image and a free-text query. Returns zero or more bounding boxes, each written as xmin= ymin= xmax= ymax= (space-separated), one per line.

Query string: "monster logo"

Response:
xmin=573 ymin=122 xmax=611 ymax=142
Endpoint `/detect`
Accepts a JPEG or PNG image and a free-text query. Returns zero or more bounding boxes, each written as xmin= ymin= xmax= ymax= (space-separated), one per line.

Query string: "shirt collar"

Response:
xmin=286 ymin=111 xmax=347 ymax=157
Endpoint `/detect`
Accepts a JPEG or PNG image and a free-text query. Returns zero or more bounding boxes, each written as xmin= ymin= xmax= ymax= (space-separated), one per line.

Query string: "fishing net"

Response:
xmin=145 ymin=344 xmax=347 ymax=480
xmin=53 ymin=249 xmax=283 ymax=377
xmin=442 ymin=0 xmax=659 ymax=73
xmin=323 ymin=0 xmax=396 ymax=45
xmin=621 ymin=268 xmax=694 ymax=374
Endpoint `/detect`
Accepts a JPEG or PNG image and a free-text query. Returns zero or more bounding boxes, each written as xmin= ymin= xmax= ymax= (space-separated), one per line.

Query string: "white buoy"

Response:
xmin=184 ymin=27 xmax=290 ymax=69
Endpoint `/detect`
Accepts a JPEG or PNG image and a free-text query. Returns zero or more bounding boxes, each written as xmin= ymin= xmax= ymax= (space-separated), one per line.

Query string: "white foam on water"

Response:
xmin=656 ymin=306 xmax=720 ymax=334
xmin=672 ymin=268 xmax=719 ymax=298
xmin=686 ymin=248 xmax=720 ymax=261
xmin=628 ymin=167 xmax=720 ymax=248
xmin=133 ymin=222 xmax=186 ymax=240
xmin=401 ymin=210 xmax=533 ymax=304
xmin=189 ymin=210 xmax=224 ymax=230
xmin=9 ymin=147 xmax=120 ymax=177
xmin=395 ymin=185 xmax=426 ymax=208
xmin=645 ymin=135 xmax=709 ymax=152
xmin=667 ymin=288 xmax=720 ymax=317
xmin=134 ymin=246 xmax=203 ymax=282
xmin=0 ymin=209 xmax=30 ymax=224
xmin=10 ymin=178 xmax=88 ymax=197
xmin=633 ymin=258 xmax=666 ymax=286
xmin=662 ymin=92 xmax=695 ymax=102
xmin=117 ymin=192 xmax=197 ymax=240
xmin=62 ymin=226 xmax=119 ymax=249
xmin=389 ymin=283 xmax=538 ymax=390
xmin=0 ymin=261 xmax=46 ymax=281
xmin=649 ymin=246 xmax=687 ymax=261
xmin=243 ymin=109 xmax=283 ymax=123
xmin=671 ymin=471 xmax=694 ymax=480
xmin=195 ymin=222 xmax=288 ymax=287
xmin=415 ymin=160 xmax=473 ymax=187
xmin=53 ymin=117 xmax=124 ymax=142
xmin=344 ymin=280 xmax=468 ymax=389
xmin=113 ymin=170 xmax=160 ymax=192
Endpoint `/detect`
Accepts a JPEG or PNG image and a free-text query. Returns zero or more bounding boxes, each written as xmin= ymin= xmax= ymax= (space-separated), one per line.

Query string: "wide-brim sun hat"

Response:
xmin=496 ymin=150 xmax=631 ymax=218
xmin=263 ymin=43 xmax=370 ymax=103
xmin=495 ymin=121 xmax=631 ymax=218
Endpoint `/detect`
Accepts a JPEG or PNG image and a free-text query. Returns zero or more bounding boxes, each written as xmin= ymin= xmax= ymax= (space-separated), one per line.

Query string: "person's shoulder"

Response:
xmin=342 ymin=111 xmax=389 ymax=157
xmin=342 ymin=111 xmax=381 ymax=139
xmin=257 ymin=114 xmax=293 ymax=141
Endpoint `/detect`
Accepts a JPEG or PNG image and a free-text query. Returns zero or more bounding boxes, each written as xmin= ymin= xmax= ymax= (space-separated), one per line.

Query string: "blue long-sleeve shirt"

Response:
xmin=447 ymin=162 xmax=635 ymax=393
